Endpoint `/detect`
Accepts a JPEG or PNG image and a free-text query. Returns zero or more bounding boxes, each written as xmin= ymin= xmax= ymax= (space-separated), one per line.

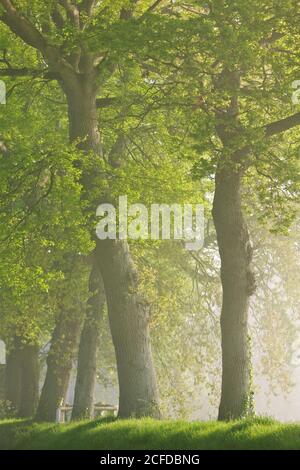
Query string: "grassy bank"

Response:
xmin=1 ymin=417 xmax=300 ymax=450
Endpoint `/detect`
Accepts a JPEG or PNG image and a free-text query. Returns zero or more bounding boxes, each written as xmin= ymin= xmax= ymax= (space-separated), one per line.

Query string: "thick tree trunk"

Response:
xmin=65 ymin=86 xmax=160 ymax=418
xmin=212 ymin=167 xmax=256 ymax=421
xmin=19 ymin=344 xmax=40 ymax=418
xmin=65 ymin=81 xmax=102 ymax=155
xmin=72 ymin=265 xmax=105 ymax=420
xmin=95 ymin=239 xmax=160 ymax=418
xmin=35 ymin=312 xmax=82 ymax=422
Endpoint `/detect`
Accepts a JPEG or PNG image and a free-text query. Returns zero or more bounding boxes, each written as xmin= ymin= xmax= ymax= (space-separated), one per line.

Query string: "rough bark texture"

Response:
xmin=35 ymin=312 xmax=82 ymax=422
xmin=72 ymin=265 xmax=105 ymax=420
xmin=66 ymin=87 xmax=160 ymax=419
xmin=212 ymin=167 xmax=256 ymax=421
xmin=96 ymin=238 xmax=160 ymax=418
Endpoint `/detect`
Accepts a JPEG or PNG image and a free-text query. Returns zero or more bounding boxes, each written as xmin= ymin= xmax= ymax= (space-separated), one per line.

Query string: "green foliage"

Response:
xmin=0 ymin=79 xmax=91 ymax=346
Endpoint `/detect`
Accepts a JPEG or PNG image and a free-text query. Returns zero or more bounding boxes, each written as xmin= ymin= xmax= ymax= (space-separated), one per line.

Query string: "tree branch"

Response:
xmin=0 ymin=1 xmax=79 ymax=89
xmin=0 ymin=170 xmax=55 ymax=244
xmin=51 ymin=7 xmax=65 ymax=30
xmin=58 ymin=0 xmax=80 ymax=28
xmin=96 ymin=97 xmax=118 ymax=108
xmin=265 ymin=111 xmax=300 ymax=137
xmin=0 ymin=0 xmax=48 ymax=52
xmin=0 ymin=67 xmax=57 ymax=79
xmin=120 ymin=1 xmax=139 ymax=20
xmin=229 ymin=111 xmax=300 ymax=169
xmin=79 ymin=0 xmax=96 ymax=16
xmin=145 ymin=0 xmax=165 ymax=14
xmin=138 ymin=0 xmax=167 ymax=21
xmin=259 ymin=31 xmax=284 ymax=47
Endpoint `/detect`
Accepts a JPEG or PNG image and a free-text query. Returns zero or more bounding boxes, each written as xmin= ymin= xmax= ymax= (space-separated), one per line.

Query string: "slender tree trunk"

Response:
xmin=5 ymin=339 xmax=22 ymax=412
xmin=72 ymin=265 xmax=105 ymax=420
xmin=212 ymin=167 xmax=256 ymax=421
xmin=35 ymin=312 xmax=82 ymax=422
xmin=65 ymin=85 xmax=160 ymax=418
xmin=19 ymin=344 xmax=40 ymax=418
xmin=5 ymin=338 xmax=40 ymax=417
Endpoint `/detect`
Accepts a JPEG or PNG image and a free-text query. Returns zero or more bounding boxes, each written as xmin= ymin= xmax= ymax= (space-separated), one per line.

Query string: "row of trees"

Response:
xmin=0 ymin=0 xmax=299 ymax=421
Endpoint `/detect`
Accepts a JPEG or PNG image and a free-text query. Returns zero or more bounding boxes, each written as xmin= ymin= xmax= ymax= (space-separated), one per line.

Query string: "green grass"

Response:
xmin=1 ymin=417 xmax=300 ymax=450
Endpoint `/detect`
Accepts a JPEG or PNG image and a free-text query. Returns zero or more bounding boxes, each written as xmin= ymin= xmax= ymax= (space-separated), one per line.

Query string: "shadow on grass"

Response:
xmin=1 ymin=417 xmax=300 ymax=450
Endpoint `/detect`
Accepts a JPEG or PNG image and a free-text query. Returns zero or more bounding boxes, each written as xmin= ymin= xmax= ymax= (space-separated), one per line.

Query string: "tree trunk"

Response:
xmin=5 ymin=338 xmax=40 ymax=417
xmin=19 ymin=343 xmax=40 ymax=418
xmin=65 ymin=85 xmax=160 ymax=419
xmin=72 ymin=265 xmax=105 ymax=420
xmin=35 ymin=312 xmax=82 ymax=422
xmin=5 ymin=339 xmax=22 ymax=412
xmin=212 ymin=167 xmax=256 ymax=421
xmin=95 ymin=239 xmax=160 ymax=418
